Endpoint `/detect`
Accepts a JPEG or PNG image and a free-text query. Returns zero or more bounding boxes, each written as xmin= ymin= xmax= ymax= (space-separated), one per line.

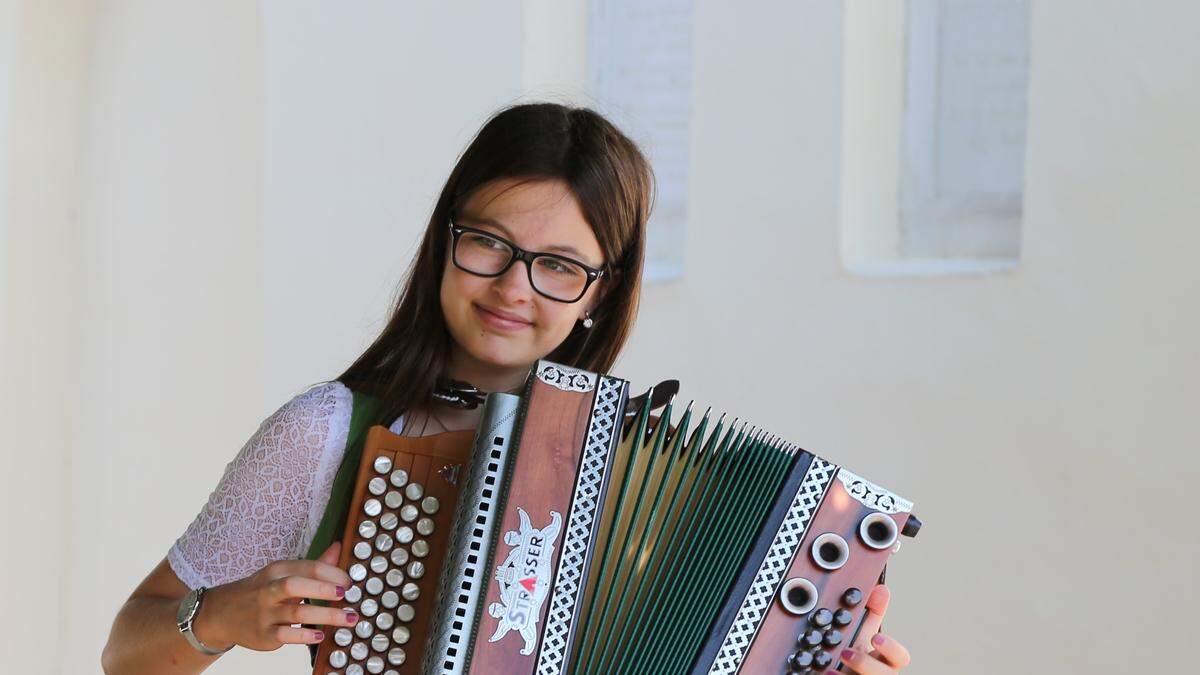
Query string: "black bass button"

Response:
xmin=788 ymin=649 xmax=814 ymax=671
xmin=823 ymin=629 xmax=843 ymax=647
xmin=833 ymin=608 xmax=854 ymax=626
xmin=802 ymin=628 xmax=823 ymax=648
xmin=842 ymin=587 xmax=864 ymax=607
xmin=811 ymin=608 xmax=833 ymax=628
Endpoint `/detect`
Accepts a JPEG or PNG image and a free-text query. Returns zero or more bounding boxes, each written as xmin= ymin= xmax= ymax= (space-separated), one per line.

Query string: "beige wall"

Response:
xmin=2 ymin=1 xmax=1196 ymax=673
xmin=1 ymin=0 xmax=92 ymax=671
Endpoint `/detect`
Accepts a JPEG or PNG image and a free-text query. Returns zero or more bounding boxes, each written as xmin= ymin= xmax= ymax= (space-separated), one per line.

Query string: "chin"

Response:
xmin=460 ymin=333 xmax=538 ymax=370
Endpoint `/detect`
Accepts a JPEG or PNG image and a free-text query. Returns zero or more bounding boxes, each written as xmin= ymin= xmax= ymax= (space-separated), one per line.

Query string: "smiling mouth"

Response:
xmin=473 ymin=303 xmax=533 ymax=330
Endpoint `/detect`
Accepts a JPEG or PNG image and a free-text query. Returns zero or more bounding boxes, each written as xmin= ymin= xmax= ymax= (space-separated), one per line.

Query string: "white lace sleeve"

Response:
xmin=167 ymin=381 xmax=354 ymax=589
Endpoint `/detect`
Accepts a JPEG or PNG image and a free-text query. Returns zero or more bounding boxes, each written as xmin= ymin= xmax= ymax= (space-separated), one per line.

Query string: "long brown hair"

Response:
xmin=336 ymin=102 xmax=655 ymax=425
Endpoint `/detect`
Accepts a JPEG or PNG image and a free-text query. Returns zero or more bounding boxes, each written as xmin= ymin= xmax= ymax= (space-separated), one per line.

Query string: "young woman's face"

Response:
xmin=440 ymin=177 xmax=605 ymax=372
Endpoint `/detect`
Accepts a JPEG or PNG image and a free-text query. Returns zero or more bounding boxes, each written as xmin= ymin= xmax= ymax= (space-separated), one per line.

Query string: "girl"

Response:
xmin=102 ymin=103 xmax=910 ymax=674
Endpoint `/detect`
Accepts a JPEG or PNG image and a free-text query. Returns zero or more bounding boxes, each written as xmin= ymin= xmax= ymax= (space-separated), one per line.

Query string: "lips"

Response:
xmin=473 ymin=303 xmax=533 ymax=330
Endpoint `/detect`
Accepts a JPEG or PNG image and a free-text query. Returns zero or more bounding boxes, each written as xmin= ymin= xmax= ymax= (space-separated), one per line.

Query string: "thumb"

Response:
xmin=850 ymin=584 xmax=890 ymax=650
xmin=318 ymin=540 xmax=342 ymax=565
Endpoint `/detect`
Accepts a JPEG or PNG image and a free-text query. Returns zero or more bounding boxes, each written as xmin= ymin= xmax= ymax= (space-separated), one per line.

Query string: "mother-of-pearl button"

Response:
xmin=389 ymin=469 xmax=408 ymax=487
xmin=406 ymin=561 xmax=425 ymax=579
xmin=391 ymin=626 xmax=410 ymax=644
xmin=396 ymin=604 xmax=415 ymax=622
xmin=389 ymin=548 xmax=409 ymax=566
xmin=380 ymin=590 xmax=399 ymax=609
xmin=358 ymin=520 xmax=377 ymax=539
xmin=404 ymin=483 xmax=423 ymax=500
xmin=379 ymin=512 xmax=398 ymax=530
xmin=374 ymin=533 xmax=394 ymax=552
xmin=416 ymin=517 xmax=434 ymax=536
xmin=350 ymin=641 xmax=369 ymax=659
xmin=371 ymin=634 xmax=390 ymax=652
xmin=365 ymin=576 xmax=384 ymax=595
xmin=385 ymin=568 xmax=404 ymax=587
xmin=355 ymin=620 xmax=374 ymax=639
xmin=388 ymin=647 xmax=406 ymax=665
xmin=334 ymin=628 xmax=354 ymax=646
xmin=395 ymin=526 xmax=414 ymax=544
xmin=363 ymin=499 xmax=382 ymax=517
xmin=344 ymin=585 xmax=362 ymax=603
xmin=411 ymin=540 xmax=429 ymax=558
xmin=349 ymin=563 xmax=367 ymax=582
xmin=370 ymin=555 xmax=388 ymax=574
xmin=401 ymin=582 xmax=420 ymax=601
xmin=360 ymin=598 xmax=379 ymax=617
xmin=373 ymin=456 xmax=392 ymax=474
xmin=354 ymin=541 xmax=372 ymax=560
xmin=384 ymin=491 xmax=403 ymax=509
xmin=329 ymin=650 xmax=348 ymax=668
xmin=368 ymin=477 xmax=387 ymax=495
xmin=400 ymin=504 xmax=419 ymax=523
xmin=421 ymin=496 xmax=439 ymax=514
xmin=375 ymin=612 xmax=394 ymax=631
xmin=366 ymin=655 xmax=385 ymax=674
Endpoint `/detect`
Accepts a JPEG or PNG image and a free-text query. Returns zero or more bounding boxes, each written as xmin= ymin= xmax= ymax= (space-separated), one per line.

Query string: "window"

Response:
xmin=588 ymin=0 xmax=693 ymax=281
xmin=842 ymin=0 xmax=1029 ymax=275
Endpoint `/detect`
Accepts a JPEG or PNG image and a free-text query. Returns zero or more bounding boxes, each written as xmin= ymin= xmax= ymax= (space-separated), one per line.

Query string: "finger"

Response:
xmin=850 ymin=584 xmax=891 ymax=651
xmin=268 ymin=559 xmax=352 ymax=587
xmin=839 ymin=647 xmax=894 ymax=675
xmin=272 ymin=624 xmax=326 ymax=646
xmin=867 ymin=633 xmax=911 ymax=669
xmin=277 ymin=602 xmax=360 ymax=629
xmin=317 ymin=541 xmax=342 ymax=566
xmin=269 ymin=575 xmax=348 ymax=603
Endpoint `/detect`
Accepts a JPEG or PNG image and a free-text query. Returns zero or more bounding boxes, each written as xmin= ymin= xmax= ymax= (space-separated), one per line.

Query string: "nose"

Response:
xmin=492 ymin=258 xmax=534 ymax=305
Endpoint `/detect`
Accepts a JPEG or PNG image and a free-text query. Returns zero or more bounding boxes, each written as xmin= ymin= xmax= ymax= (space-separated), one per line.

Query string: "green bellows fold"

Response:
xmin=568 ymin=391 xmax=796 ymax=675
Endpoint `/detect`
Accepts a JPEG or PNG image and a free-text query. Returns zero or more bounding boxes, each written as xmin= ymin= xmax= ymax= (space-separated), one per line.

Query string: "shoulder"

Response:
xmin=270 ymin=380 xmax=352 ymax=424
xmin=233 ymin=381 xmax=355 ymax=470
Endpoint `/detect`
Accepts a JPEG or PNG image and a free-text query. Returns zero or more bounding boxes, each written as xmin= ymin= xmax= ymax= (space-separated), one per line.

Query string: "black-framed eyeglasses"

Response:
xmin=448 ymin=220 xmax=605 ymax=303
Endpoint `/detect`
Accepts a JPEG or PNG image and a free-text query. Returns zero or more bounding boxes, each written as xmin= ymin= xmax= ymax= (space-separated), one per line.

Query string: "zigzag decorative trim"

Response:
xmin=534 ymin=375 xmax=623 ymax=675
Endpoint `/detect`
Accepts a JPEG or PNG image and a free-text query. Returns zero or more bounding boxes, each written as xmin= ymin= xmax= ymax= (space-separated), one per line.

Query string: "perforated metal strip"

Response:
xmin=424 ymin=394 xmax=519 ymax=675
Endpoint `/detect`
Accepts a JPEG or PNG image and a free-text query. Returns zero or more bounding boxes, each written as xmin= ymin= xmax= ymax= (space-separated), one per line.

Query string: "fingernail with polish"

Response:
xmin=841 ymin=649 xmax=856 ymax=662
xmin=872 ymin=633 xmax=886 ymax=647
xmin=312 ymin=631 xmax=324 ymax=642
xmin=335 ymin=585 xmax=345 ymax=599
xmin=345 ymin=610 xmax=358 ymax=622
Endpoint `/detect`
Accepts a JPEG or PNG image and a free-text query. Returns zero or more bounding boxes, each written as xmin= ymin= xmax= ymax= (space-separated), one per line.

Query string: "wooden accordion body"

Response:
xmin=312 ymin=360 xmax=920 ymax=675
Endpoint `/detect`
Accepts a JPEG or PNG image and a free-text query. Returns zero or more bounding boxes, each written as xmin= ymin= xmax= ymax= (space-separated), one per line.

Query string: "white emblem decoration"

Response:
xmin=536 ymin=363 xmax=596 ymax=393
xmin=837 ymin=469 xmax=913 ymax=515
xmin=488 ymin=508 xmax=564 ymax=655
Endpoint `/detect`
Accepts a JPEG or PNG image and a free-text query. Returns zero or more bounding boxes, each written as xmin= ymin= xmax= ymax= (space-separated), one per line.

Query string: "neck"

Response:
xmin=445 ymin=347 xmax=530 ymax=395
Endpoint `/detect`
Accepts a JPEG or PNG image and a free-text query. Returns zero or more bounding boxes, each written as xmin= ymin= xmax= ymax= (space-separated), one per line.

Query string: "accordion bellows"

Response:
xmin=312 ymin=361 xmax=920 ymax=675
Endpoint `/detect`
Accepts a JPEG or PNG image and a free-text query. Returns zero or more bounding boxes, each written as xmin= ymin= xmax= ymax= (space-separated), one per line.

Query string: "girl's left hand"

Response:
xmin=838 ymin=584 xmax=912 ymax=674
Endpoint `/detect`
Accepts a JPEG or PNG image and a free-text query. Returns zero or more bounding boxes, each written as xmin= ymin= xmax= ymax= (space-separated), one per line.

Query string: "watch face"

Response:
xmin=177 ymin=589 xmax=199 ymax=624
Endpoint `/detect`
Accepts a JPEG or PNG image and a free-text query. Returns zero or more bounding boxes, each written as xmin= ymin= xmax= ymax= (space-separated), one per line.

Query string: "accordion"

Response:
xmin=312 ymin=360 xmax=921 ymax=675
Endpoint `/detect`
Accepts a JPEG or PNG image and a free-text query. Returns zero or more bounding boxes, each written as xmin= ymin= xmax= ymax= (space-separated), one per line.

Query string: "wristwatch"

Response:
xmin=176 ymin=586 xmax=232 ymax=656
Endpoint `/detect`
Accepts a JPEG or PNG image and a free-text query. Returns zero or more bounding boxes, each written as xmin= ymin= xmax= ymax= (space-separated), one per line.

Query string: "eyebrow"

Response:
xmin=457 ymin=213 xmax=594 ymax=263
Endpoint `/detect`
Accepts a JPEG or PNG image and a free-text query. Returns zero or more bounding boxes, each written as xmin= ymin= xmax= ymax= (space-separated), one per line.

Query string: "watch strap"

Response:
xmin=178 ymin=587 xmax=232 ymax=656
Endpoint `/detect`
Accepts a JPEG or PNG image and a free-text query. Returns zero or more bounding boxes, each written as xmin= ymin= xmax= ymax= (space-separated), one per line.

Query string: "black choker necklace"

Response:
xmin=431 ymin=378 xmax=487 ymax=410
xmin=432 ymin=375 xmax=681 ymax=419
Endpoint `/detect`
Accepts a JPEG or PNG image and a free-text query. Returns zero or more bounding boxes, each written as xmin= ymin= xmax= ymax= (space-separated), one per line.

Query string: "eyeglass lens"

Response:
xmin=454 ymin=230 xmax=589 ymax=301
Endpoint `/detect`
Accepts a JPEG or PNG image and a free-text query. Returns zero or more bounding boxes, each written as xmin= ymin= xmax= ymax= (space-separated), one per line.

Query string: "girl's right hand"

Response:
xmin=194 ymin=541 xmax=357 ymax=651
